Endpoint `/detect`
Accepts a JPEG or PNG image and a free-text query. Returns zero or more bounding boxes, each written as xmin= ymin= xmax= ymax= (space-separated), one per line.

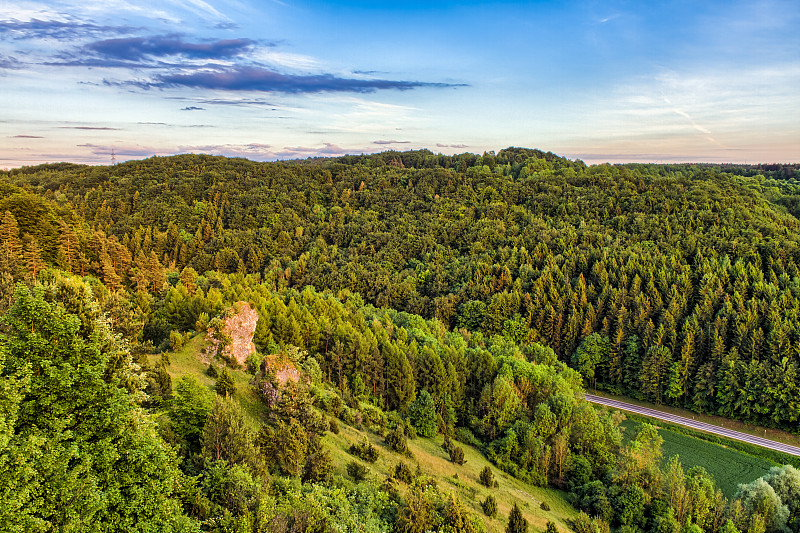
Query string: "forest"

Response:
xmin=1 ymin=149 xmax=800 ymax=532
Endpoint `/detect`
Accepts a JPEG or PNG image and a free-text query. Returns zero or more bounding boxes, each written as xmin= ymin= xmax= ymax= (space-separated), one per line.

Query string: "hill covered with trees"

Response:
xmin=4 ymin=149 xmax=800 ymax=428
xmin=2 ymin=149 xmax=800 ymax=532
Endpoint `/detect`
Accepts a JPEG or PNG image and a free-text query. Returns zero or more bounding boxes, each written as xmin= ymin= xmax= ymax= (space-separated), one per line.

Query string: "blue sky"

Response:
xmin=1 ymin=0 xmax=798 ymax=168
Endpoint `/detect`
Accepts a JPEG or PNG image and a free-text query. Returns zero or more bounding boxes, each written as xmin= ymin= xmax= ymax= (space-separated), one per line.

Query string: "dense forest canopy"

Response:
xmin=4 ymin=149 xmax=800 ymax=429
xmin=2 ymin=149 xmax=800 ymax=532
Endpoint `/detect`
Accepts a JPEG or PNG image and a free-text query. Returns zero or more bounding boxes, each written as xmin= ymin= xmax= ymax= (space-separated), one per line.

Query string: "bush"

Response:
xmin=408 ymin=390 xmax=437 ymax=438
xmin=341 ymin=406 xmax=363 ymax=428
xmin=540 ymin=502 xmax=551 ymax=512
xmin=206 ymin=363 xmax=218 ymax=378
xmin=482 ymin=495 xmax=497 ymax=518
xmin=169 ymin=329 xmax=184 ymax=351
xmin=455 ymin=427 xmax=482 ymax=448
xmin=479 ymin=466 xmax=495 ymax=487
xmin=385 ymin=426 xmax=409 ymax=455
xmin=245 ymin=352 xmax=263 ymax=374
xmin=329 ymin=417 xmax=340 ymax=434
xmin=319 ymin=391 xmax=343 ymax=417
xmin=360 ymin=403 xmax=387 ymax=430
xmin=215 ymin=368 xmax=236 ymax=398
xmin=348 ymin=438 xmax=379 ymax=463
xmin=302 ymin=436 xmax=333 ymax=484
xmin=346 ymin=461 xmax=369 ymax=482
xmin=507 ymin=502 xmax=528 ymax=533
xmin=393 ymin=462 xmax=414 ymax=484
xmin=449 ymin=445 xmax=466 ymax=465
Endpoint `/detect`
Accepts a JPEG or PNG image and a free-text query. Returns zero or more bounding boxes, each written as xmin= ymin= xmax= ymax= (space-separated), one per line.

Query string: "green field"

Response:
xmin=621 ymin=419 xmax=776 ymax=497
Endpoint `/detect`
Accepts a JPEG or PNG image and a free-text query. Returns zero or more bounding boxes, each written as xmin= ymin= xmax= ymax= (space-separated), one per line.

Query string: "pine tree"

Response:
xmin=23 ymin=239 xmax=45 ymax=281
xmin=507 ymin=502 xmax=528 ymax=533
xmin=215 ymin=367 xmax=236 ymax=398
xmin=0 ymin=211 xmax=23 ymax=278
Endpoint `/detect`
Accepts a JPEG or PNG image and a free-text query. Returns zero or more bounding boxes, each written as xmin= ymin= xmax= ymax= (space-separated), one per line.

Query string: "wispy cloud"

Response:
xmin=373 ymin=139 xmax=410 ymax=145
xmin=181 ymin=106 xmax=204 ymax=111
xmin=59 ymin=126 xmax=120 ymax=130
xmin=84 ymin=35 xmax=257 ymax=61
xmin=11 ymin=134 xmax=44 ymax=138
xmin=118 ymin=65 xmax=466 ymax=94
xmin=0 ymin=18 xmax=137 ymax=40
xmin=437 ymin=143 xmax=468 ymax=149
xmin=0 ymin=54 xmax=19 ymax=68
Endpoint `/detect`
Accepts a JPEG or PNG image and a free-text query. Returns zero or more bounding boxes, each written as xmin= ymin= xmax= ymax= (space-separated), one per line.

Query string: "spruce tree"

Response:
xmin=507 ymin=502 xmax=528 ymax=533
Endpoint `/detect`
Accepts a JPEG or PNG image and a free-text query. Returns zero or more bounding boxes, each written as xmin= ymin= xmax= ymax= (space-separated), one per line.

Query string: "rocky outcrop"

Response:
xmin=208 ymin=301 xmax=258 ymax=366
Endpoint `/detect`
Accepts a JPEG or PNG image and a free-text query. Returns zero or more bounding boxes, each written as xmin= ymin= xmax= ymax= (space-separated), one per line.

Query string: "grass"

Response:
xmin=620 ymin=419 xmax=776 ymax=497
xmin=154 ymin=333 xmax=268 ymax=428
xmin=324 ymin=422 xmax=577 ymax=533
xmin=164 ymin=335 xmax=580 ymax=531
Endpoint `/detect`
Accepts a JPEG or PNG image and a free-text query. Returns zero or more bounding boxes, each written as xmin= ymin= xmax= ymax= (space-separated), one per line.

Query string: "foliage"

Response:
xmin=348 ymin=438 xmax=380 ymax=463
xmin=394 ymin=461 xmax=415 ymax=484
xmin=386 ymin=425 xmax=411 ymax=456
xmin=214 ymin=367 xmax=236 ymax=397
xmin=408 ymin=390 xmax=438 ymax=438
xmin=479 ymin=466 xmax=495 ymax=487
xmin=0 ymin=282 xmax=196 ymax=531
xmin=506 ymin=502 xmax=527 ymax=533
xmin=481 ymin=495 xmax=497 ymax=518
xmin=346 ymin=460 xmax=369 ymax=482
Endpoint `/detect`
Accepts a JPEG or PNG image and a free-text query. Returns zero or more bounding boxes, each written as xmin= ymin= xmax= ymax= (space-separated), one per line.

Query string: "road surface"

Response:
xmin=585 ymin=394 xmax=800 ymax=457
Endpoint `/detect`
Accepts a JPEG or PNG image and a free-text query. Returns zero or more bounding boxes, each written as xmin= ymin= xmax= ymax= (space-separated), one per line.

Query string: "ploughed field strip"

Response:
xmin=585 ymin=394 xmax=800 ymax=457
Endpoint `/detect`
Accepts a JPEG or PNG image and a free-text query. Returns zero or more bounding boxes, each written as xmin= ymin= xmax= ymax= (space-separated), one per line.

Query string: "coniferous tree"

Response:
xmin=507 ymin=502 xmax=528 ymax=533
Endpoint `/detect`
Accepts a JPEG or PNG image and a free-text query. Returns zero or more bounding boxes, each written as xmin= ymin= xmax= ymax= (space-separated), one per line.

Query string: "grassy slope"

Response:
xmin=155 ymin=334 xmax=268 ymax=428
xmin=163 ymin=336 xmax=578 ymax=532
xmin=325 ymin=422 xmax=577 ymax=533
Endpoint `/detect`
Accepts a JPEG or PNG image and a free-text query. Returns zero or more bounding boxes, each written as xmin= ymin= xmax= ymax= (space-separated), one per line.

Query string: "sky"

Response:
xmin=1 ymin=0 xmax=799 ymax=168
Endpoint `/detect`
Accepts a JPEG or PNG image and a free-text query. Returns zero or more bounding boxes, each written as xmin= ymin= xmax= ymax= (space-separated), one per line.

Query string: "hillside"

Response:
xmin=3 ymin=150 xmax=800 ymax=532
xmin=4 ymin=150 xmax=800 ymax=430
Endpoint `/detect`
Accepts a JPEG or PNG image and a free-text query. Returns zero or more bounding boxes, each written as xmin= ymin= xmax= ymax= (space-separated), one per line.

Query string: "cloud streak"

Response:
xmin=84 ymin=35 xmax=257 ymax=61
xmin=121 ymin=66 xmax=466 ymax=94
xmin=0 ymin=18 xmax=137 ymax=40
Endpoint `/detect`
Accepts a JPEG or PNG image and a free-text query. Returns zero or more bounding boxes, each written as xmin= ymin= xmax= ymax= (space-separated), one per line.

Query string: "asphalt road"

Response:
xmin=585 ymin=393 xmax=800 ymax=457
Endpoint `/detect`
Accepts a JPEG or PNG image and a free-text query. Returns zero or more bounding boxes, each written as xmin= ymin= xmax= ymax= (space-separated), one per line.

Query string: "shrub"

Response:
xmin=455 ymin=427 xmax=482 ymax=447
xmin=321 ymin=391 xmax=343 ymax=417
xmin=206 ymin=363 xmax=218 ymax=378
xmin=393 ymin=462 xmax=414 ymax=484
xmin=507 ymin=502 xmax=528 ymax=533
xmin=329 ymin=417 xmax=340 ymax=434
xmin=245 ymin=352 xmax=263 ymax=374
xmin=482 ymin=495 xmax=497 ymax=518
xmin=449 ymin=445 xmax=466 ymax=465
xmin=215 ymin=367 xmax=236 ymax=398
xmin=408 ymin=390 xmax=437 ymax=438
xmin=479 ymin=466 xmax=495 ymax=487
xmin=385 ymin=426 xmax=409 ymax=455
xmin=346 ymin=461 xmax=369 ymax=482
xmin=361 ymin=403 xmax=387 ymax=430
xmin=169 ymin=329 xmax=184 ymax=351
xmin=302 ymin=436 xmax=333 ymax=484
xmin=348 ymin=438 xmax=379 ymax=463
xmin=540 ymin=502 xmax=551 ymax=512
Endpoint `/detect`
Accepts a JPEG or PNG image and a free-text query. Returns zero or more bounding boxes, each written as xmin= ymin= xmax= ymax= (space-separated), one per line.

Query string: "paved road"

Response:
xmin=585 ymin=394 xmax=800 ymax=457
